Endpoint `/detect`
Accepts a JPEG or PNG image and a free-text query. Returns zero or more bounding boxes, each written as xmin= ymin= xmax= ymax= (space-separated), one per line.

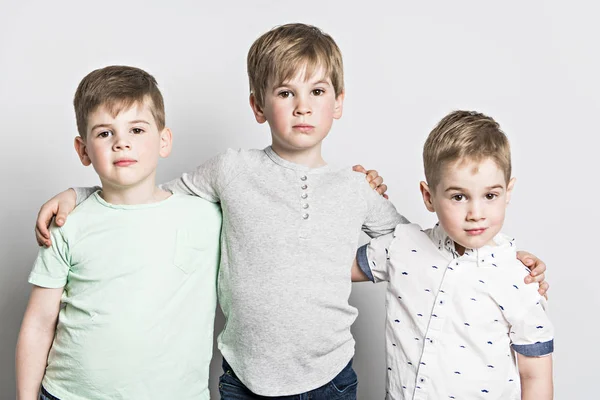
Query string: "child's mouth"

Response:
xmin=293 ymin=124 xmax=314 ymax=133
xmin=465 ymin=228 xmax=487 ymax=236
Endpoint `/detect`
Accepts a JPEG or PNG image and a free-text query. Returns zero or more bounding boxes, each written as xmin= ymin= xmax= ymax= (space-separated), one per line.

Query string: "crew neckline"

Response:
xmin=263 ymin=146 xmax=332 ymax=173
xmin=92 ymin=190 xmax=175 ymax=210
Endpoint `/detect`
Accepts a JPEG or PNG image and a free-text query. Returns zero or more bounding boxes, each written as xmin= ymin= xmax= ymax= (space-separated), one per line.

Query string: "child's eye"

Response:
xmin=312 ymin=88 xmax=325 ymax=96
xmin=451 ymin=194 xmax=466 ymax=202
xmin=485 ymin=193 xmax=498 ymax=200
xmin=131 ymin=128 xmax=144 ymax=134
xmin=278 ymin=90 xmax=293 ymax=98
xmin=97 ymin=131 xmax=112 ymax=138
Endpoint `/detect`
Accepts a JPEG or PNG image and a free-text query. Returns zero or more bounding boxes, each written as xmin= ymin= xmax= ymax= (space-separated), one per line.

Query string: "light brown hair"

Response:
xmin=74 ymin=65 xmax=165 ymax=139
xmin=423 ymin=110 xmax=511 ymax=191
xmin=247 ymin=23 xmax=344 ymax=108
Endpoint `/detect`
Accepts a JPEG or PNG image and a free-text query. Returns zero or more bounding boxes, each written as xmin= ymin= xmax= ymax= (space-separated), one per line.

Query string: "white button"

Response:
xmin=302 ymin=213 xmax=309 ymax=219
xmin=302 ymin=203 xmax=309 ymax=209
xmin=300 ymin=175 xmax=307 ymax=181
xmin=301 ymin=193 xmax=308 ymax=199
xmin=301 ymin=184 xmax=308 ymax=190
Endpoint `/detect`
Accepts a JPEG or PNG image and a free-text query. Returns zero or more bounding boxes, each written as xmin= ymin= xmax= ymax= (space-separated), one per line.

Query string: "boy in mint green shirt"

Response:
xmin=15 ymin=66 xmax=221 ymax=400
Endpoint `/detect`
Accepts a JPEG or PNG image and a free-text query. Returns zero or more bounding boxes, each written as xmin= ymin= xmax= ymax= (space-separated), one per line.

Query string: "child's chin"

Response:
xmin=469 ymin=237 xmax=494 ymax=249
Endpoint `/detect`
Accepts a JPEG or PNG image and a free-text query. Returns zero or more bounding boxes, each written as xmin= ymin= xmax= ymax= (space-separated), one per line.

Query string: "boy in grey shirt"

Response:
xmin=33 ymin=24 xmax=548 ymax=399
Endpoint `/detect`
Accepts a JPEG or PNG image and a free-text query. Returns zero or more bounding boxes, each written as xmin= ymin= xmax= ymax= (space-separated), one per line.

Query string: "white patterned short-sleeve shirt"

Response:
xmin=357 ymin=223 xmax=554 ymax=400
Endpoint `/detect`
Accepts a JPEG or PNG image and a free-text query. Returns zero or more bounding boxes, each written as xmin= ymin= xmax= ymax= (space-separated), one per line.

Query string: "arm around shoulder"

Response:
xmin=35 ymin=188 xmax=80 ymax=247
xmin=355 ymin=174 xmax=408 ymax=238
xmin=160 ymin=148 xmax=244 ymax=202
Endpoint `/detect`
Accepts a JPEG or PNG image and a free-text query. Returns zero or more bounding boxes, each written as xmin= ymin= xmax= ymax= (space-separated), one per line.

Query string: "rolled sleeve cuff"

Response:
xmin=512 ymin=339 xmax=554 ymax=356
xmin=356 ymin=245 xmax=375 ymax=282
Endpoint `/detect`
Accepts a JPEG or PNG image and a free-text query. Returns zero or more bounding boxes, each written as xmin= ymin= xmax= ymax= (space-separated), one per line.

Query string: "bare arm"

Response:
xmin=16 ymin=286 xmax=63 ymax=400
xmin=518 ymin=354 xmax=553 ymax=400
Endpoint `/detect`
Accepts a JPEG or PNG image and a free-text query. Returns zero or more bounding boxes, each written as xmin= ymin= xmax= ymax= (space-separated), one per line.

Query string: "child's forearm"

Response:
xmin=15 ymin=317 xmax=56 ymax=400
xmin=521 ymin=376 xmax=553 ymax=400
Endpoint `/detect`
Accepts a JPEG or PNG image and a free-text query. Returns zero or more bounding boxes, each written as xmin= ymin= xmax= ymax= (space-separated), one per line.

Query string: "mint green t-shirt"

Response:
xmin=28 ymin=191 xmax=221 ymax=400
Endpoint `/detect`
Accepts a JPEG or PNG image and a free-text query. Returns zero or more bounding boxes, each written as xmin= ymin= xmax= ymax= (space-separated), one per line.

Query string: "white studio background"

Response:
xmin=1 ymin=1 xmax=598 ymax=398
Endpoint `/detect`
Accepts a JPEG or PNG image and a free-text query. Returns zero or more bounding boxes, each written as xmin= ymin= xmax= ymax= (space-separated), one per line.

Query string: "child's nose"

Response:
xmin=112 ymin=135 xmax=132 ymax=151
xmin=293 ymin=96 xmax=311 ymax=116
xmin=467 ymin=201 xmax=484 ymax=221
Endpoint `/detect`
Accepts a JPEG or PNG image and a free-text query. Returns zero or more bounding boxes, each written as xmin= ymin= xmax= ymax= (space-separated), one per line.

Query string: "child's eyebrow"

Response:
xmin=276 ymin=79 xmax=331 ymax=88
xmin=444 ymin=184 xmax=505 ymax=192
xmin=90 ymin=123 xmax=112 ymax=131
xmin=90 ymin=120 xmax=150 ymax=131
xmin=485 ymin=184 xmax=505 ymax=190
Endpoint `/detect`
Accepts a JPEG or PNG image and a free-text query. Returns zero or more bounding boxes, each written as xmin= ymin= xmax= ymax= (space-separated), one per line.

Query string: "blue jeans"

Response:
xmin=219 ymin=358 xmax=358 ymax=400
xmin=39 ymin=386 xmax=60 ymax=400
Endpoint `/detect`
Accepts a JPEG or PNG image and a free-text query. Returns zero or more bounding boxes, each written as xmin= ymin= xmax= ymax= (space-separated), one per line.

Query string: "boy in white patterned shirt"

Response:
xmin=353 ymin=111 xmax=553 ymax=400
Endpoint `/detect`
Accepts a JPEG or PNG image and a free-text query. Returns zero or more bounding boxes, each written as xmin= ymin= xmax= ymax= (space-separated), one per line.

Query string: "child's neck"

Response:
xmin=99 ymin=177 xmax=170 ymax=205
xmin=271 ymin=142 xmax=327 ymax=168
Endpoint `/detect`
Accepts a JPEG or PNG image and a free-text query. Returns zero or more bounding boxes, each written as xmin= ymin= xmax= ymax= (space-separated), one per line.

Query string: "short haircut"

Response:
xmin=423 ymin=110 xmax=511 ymax=191
xmin=74 ymin=65 xmax=165 ymax=139
xmin=247 ymin=23 xmax=344 ymax=108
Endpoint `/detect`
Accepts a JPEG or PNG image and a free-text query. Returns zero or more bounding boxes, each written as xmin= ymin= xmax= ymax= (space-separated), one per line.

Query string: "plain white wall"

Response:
xmin=1 ymin=0 xmax=598 ymax=398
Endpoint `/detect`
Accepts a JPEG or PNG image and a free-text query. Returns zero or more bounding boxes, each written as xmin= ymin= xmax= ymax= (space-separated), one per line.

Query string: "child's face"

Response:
xmin=420 ymin=157 xmax=515 ymax=254
xmin=251 ymin=65 xmax=344 ymax=158
xmin=75 ymin=100 xmax=171 ymax=192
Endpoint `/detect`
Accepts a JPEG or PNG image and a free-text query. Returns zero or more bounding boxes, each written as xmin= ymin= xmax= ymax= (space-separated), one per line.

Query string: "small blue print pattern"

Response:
xmin=360 ymin=223 xmax=554 ymax=399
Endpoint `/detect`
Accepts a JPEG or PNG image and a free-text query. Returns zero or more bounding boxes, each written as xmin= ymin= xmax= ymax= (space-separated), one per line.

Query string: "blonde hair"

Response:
xmin=423 ymin=110 xmax=511 ymax=191
xmin=74 ymin=65 xmax=165 ymax=139
xmin=247 ymin=23 xmax=344 ymax=108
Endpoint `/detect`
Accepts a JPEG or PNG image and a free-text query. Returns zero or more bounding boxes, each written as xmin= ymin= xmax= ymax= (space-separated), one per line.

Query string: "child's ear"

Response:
xmin=158 ymin=128 xmax=173 ymax=158
xmin=333 ymin=90 xmax=345 ymax=120
xmin=249 ymin=93 xmax=267 ymax=124
xmin=420 ymin=181 xmax=436 ymax=212
xmin=506 ymin=177 xmax=516 ymax=204
xmin=74 ymin=136 xmax=92 ymax=166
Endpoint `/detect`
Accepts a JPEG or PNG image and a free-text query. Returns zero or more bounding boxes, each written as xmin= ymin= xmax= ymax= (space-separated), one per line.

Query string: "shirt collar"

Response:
xmin=430 ymin=222 xmax=516 ymax=266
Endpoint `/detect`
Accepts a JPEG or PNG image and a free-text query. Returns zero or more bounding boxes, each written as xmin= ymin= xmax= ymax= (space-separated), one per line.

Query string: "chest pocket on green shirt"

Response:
xmin=174 ymin=229 xmax=205 ymax=274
